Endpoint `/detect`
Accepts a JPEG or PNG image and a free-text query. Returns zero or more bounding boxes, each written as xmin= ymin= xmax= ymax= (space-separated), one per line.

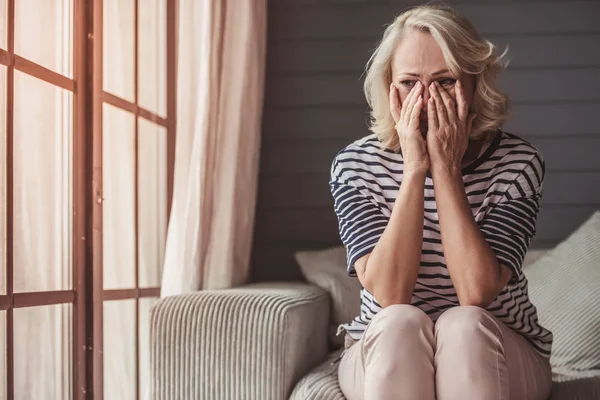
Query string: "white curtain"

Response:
xmin=160 ymin=0 xmax=267 ymax=296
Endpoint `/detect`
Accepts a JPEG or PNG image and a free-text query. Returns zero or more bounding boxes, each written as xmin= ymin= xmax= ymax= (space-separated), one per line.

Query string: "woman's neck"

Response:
xmin=461 ymin=133 xmax=496 ymax=169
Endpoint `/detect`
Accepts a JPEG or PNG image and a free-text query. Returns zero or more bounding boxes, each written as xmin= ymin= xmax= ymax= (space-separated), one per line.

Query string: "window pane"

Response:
xmin=0 ymin=0 xmax=7 ymax=50
xmin=103 ymin=104 xmax=135 ymax=289
xmin=14 ymin=304 xmax=72 ymax=400
xmin=139 ymin=297 xmax=158 ymax=399
xmin=15 ymin=0 xmax=73 ymax=78
xmin=104 ymin=299 xmax=136 ymax=400
xmin=103 ymin=0 xmax=134 ymax=101
xmin=0 ymin=310 xmax=5 ymax=400
xmin=0 ymin=66 xmax=6 ymax=295
xmin=13 ymin=71 xmax=73 ymax=292
xmin=138 ymin=118 xmax=167 ymax=288
xmin=138 ymin=0 xmax=166 ymax=116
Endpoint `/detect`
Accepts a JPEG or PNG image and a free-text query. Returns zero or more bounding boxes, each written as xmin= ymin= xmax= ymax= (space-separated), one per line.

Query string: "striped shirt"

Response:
xmin=329 ymin=130 xmax=553 ymax=358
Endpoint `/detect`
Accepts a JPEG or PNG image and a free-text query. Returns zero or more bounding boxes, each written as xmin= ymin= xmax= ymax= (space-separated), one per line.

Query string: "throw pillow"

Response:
xmin=524 ymin=210 xmax=600 ymax=381
xmin=294 ymin=246 xmax=362 ymax=348
xmin=523 ymin=249 xmax=550 ymax=267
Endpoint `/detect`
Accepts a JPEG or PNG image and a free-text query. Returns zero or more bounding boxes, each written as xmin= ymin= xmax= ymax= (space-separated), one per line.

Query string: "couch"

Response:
xmin=149 ymin=213 xmax=600 ymax=399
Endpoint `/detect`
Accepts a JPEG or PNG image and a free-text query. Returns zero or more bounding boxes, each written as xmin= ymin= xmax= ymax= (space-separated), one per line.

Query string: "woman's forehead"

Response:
xmin=391 ymin=30 xmax=449 ymax=74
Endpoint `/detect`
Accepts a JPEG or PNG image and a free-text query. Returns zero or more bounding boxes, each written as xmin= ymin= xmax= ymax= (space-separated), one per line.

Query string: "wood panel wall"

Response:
xmin=252 ymin=0 xmax=600 ymax=282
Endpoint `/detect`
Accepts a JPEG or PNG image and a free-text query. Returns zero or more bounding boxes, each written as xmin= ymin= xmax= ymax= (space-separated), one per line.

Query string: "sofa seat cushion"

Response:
xmin=289 ymin=349 xmax=345 ymax=400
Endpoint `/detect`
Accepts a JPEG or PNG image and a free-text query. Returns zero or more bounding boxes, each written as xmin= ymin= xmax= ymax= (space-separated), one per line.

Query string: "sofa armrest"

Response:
xmin=150 ymin=282 xmax=330 ymax=400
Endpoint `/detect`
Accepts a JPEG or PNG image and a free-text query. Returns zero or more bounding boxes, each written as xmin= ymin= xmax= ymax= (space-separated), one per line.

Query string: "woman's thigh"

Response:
xmin=501 ymin=321 xmax=552 ymax=399
xmin=434 ymin=306 xmax=552 ymax=400
xmin=337 ymin=340 xmax=363 ymax=400
xmin=337 ymin=305 xmax=436 ymax=400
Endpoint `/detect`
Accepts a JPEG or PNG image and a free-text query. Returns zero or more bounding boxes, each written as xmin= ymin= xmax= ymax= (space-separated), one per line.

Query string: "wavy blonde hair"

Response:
xmin=364 ymin=3 xmax=510 ymax=152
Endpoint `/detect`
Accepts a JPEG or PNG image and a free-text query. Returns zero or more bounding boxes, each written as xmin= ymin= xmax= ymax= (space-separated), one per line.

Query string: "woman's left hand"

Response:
xmin=426 ymin=80 xmax=476 ymax=174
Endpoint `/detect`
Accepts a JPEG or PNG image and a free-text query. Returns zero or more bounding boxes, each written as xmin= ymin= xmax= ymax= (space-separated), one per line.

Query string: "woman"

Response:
xmin=330 ymin=4 xmax=553 ymax=400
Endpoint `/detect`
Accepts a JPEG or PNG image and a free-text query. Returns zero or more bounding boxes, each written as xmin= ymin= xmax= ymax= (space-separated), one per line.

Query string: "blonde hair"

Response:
xmin=363 ymin=3 xmax=510 ymax=152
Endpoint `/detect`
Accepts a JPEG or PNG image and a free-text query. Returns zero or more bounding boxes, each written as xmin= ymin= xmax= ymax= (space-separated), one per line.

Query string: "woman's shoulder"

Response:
xmin=330 ymin=134 xmax=401 ymax=183
xmin=338 ymin=133 xmax=383 ymax=153
xmin=492 ymin=130 xmax=545 ymax=190
xmin=491 ymin=130 xmax=545 ymax=170
xmin=496 ymin=130 xmax=543 ymax=159
xmin=333 ymin=134 xmax=400 ymax=165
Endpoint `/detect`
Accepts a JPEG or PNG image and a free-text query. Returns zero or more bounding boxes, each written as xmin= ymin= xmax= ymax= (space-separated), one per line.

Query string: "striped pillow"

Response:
xmin=524 ymin=211 xmax=600 ymax=381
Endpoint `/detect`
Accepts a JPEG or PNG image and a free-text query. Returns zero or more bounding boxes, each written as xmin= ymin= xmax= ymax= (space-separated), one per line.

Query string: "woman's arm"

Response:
xmin=431 ymin=169 xmax=512 ymax=307
xmin=426 ymin=80 xmax=512 ymax=307
xmin=355 ymin=80 xmax=430 ymax=307
xmin=355 ymin=169 xmax=426 ymax=307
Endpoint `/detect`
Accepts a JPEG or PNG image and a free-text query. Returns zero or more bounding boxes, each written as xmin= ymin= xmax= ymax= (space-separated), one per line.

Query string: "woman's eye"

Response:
xmin=401 ymin=80 xmax=416 ymax=88
xmin=438 ymin=78 xmax=457 ymax=86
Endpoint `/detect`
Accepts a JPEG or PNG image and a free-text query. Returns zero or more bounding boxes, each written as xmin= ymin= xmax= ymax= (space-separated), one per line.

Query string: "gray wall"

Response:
xmin=251 ymin=0 xmax=600 ymax=282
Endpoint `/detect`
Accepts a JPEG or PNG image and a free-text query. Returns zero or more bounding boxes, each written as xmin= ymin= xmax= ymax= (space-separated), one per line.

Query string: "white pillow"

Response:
xmin=524 ymin=211 xmax=600 ymax=381
xmin=294 ymin=246 xmax=361 ymax=348
xmin=523 ymin=249 xmax=550 ymax=267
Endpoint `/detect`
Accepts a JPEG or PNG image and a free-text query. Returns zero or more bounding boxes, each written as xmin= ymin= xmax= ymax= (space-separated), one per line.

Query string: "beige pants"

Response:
xmin=338 ymin=305 xmax=552 ymax=400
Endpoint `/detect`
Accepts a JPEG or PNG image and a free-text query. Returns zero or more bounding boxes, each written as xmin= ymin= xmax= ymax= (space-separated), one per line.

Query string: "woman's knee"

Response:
xmin=366 ymin=304 xmax=433 ymax=339
xmin=435 ymin=306 xmax=500 ymax=342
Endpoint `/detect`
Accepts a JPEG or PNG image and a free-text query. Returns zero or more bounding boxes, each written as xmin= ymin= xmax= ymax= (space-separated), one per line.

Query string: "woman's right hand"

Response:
xmin=389 ymin=81 xmax=429 ymax=175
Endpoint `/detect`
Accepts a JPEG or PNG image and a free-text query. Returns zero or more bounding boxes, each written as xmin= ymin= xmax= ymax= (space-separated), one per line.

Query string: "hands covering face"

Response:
xmin=389 ymin=79 xmax=477 ymax=174
xmin=426 ymin=80 xmax=477 ymax=173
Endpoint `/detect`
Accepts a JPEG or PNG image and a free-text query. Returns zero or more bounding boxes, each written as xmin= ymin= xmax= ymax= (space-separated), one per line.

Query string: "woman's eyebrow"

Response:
xmin=398 ymin=69 xmax=451 ymax=78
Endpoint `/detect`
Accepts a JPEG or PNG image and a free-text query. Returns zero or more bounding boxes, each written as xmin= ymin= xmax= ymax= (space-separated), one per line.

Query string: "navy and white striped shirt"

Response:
xmin=330 ymin=130 xmax=553 ymax=358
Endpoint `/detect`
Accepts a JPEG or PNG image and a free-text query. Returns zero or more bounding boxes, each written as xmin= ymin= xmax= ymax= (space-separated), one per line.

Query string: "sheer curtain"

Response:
xmin=161 ymin=0 xmax=267 ymax=296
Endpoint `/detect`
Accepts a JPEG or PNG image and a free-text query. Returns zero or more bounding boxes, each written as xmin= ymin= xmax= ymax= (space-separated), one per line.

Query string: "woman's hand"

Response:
xmin=426 ymin=80 xmax=476 ymax=174
xmin=390 ymin=81 xmax=429 ymax=175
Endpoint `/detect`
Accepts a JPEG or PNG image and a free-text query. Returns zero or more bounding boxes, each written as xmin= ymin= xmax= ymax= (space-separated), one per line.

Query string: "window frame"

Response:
xmin=0 ymin=0 xmax=177 ymax=398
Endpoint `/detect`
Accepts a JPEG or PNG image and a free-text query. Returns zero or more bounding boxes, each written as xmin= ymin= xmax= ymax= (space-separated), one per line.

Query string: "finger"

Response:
xmin=401 ymin=82 xmax=422 ymax=125
xmin=389 ymin=83 xmax=401 ymax=123
xmin=456 ymin=80 xmax=468 ymax=122
xmin=428 ymin=97 xmax=438 ymax=131
xmin=436 ymin=82 xmax=457 ymax=124
xmin=467 ymin=113 xmax=477 ymax=135
xmin=430 ymin=82 xmax=449 ymax=126
xmin=409 ymin=95 xmax=424 ymax=131
xmin=400 ymin=83 xmax=413 ymax=124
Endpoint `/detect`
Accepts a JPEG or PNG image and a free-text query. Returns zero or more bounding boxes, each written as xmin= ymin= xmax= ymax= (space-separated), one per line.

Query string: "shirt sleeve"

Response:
xmin=329 ymin=157 xmax=389 ymax=276
xmin=479 ymin=152 xmax=545 ymax=284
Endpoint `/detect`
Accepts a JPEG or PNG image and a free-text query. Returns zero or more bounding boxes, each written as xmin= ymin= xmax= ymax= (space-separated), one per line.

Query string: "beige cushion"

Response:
xmin=295 ymin=246 xmax=361 ymax=348
xmin=524 ymin=211 xmax=600 ymax=381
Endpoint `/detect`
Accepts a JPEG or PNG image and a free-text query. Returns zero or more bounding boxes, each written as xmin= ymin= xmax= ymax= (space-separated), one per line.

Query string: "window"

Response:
xmin=0 ymin=0 xmax=176 ymax=398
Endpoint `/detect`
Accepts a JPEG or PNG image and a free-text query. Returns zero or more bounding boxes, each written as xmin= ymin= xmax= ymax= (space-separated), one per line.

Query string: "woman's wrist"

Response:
xmin=430 ymin=163 xmax=462 ymax=181
xmin=402 ymin=166 xmax=429 ymax=181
